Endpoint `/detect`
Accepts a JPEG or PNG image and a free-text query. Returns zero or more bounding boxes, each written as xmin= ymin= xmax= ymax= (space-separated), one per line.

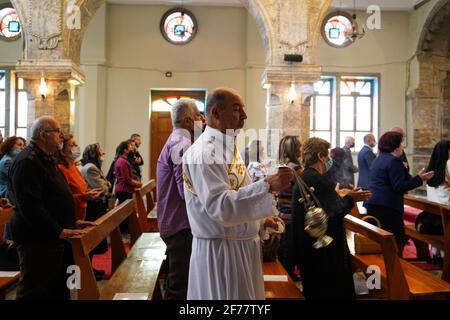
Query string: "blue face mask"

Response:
xmin=325 ymin=158 xmax=333 ymax=172
xmin=12 ymin=149 xmax=21 ymax=156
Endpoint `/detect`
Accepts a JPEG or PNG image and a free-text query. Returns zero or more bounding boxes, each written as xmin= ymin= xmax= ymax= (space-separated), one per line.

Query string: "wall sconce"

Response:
xmin=39 ymin=74 xmax=48 ymax=99
xmin=68 ymin=79 xmax=80 ymax=86
xmin=289 ymin=82 xmax=297 ymax=104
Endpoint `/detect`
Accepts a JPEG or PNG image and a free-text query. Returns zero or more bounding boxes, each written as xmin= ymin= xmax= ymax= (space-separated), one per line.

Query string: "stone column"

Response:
xmin=16 ymin=60 xmax=84 ymax=136
xmin=262 ymin=64 xmax=321 ymax=162
xmin=10 ymin=0 xmax=104 ymax=133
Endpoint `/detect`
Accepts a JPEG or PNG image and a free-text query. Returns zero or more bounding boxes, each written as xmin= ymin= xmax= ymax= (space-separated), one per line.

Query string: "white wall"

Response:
xmin=80 ymin=5 xmax=265 ymax=180
xmin=79 ymin=3 xmax=108 ymax=164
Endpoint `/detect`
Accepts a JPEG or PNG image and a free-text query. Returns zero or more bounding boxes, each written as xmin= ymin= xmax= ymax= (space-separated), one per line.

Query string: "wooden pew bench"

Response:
xmin=134 ymin=180 xmax=159 ymax=232
xmin=100 ymin=232 xmax=166 ymax=300
xmin=345 ymin=214 xmax=450 ymax=299
xmin=263 ymin=259 xmax=303 ymax=300
xmin=0 ymin=207 xmax=19 ymax=299
xmin=402 ymin=194 xmax=450 ymax=282
xmin=68 ymin=199 xmax=166 ymax=300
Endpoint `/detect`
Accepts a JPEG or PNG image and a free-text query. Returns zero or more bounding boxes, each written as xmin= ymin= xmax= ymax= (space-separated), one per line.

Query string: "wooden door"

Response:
xmin=150 ymin=112 xmax=173 ymax=179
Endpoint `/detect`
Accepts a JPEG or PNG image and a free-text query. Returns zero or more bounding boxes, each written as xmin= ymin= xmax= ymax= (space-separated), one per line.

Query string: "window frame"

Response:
xmin=310 ymin=73 xmax=380 ymax=151
xmin=15 ymin=75 xmax=27 ymax=138
xmin=0 ymin=67 xmax=12 ymax=136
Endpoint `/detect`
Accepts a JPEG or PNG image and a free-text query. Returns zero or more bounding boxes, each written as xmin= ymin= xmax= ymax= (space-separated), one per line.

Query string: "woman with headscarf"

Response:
xmin=80 ymin=143 xmax=110 ymax=227
xmin=80 ymin=143 xmax=110 ymax=273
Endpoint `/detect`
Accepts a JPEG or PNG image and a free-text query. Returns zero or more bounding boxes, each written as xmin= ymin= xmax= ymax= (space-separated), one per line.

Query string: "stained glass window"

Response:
xmin=321 ymin=11 xmax=353 ymax=48
xmin=160 ymin=8 xmax=197 ymax=45
xmin=0 ymin=7 xmax=21 ymax=41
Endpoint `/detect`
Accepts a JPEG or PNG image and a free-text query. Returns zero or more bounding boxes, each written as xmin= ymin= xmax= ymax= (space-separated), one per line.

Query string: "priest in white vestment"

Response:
xmin=182 ymin=88 xmax=294 ymax=300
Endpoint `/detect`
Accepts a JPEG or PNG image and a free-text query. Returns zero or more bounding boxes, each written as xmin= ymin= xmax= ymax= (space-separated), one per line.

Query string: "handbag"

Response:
xmin=354 ymin=215 xmax=382 ymax=254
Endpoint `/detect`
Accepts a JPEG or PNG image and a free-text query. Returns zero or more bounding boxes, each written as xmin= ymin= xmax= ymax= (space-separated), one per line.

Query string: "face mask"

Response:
xmin=70 ymin=145 xmax=81 ymax=160
xmin=12 ymin=149 xmax=21 ymax=156
xmin=325 ymin=158 xmax=333 ymax=172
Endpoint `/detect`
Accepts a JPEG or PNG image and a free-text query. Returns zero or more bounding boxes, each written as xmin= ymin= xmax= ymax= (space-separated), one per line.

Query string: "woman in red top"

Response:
xmin=57 ymin=134 xmax=102 ymax=220
xmin=57 ymin=133 xmax=105 ymax=280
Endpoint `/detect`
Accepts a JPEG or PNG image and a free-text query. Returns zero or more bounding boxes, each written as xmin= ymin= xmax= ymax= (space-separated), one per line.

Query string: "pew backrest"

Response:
xmin=134 ymin=180 xmax=158 ymax=232
xmin=68 ymin=199 xmax=142 ymax=300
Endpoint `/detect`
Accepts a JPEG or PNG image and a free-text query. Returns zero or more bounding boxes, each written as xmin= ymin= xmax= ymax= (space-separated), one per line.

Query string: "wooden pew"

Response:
xmin=403 ymin=194 xmax=450 ymax=282
xmin=263 ymin=259 xmax=303 ymax=300
xmin=345 ymin=214 xmax=450 ymax=299
xmin=134 ymin=180 xmax=159 ymax=232
xmin=68 ymin=199 xmax=166 ymax=300
xmin=100 ymin=232 xmax=166 ymax=300
xmin=0 ymin=207 xmax=19 ymax=299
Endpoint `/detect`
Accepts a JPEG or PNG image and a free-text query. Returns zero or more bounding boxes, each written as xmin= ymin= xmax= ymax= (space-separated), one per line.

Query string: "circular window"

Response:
xmin=0 ymin=7 xmax=21 ymax=41
xmin=160 ymin=8 xmax=197 ymax=45
xmin=321 ymin=11 xmax=354 ymax=48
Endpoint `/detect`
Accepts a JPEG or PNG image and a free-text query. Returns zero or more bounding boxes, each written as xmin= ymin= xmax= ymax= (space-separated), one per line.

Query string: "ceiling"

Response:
xmin=107 ymin=0 xmax=423 ymax=11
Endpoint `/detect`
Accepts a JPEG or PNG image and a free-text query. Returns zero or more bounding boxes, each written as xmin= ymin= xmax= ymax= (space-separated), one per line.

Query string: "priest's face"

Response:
xmin=218 ymin=92 xmax=247 ymax=132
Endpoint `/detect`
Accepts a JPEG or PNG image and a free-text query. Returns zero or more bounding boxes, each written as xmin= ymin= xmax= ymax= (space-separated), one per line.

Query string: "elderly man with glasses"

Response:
xmin=7 ymin=116 xmax=95 ymax=300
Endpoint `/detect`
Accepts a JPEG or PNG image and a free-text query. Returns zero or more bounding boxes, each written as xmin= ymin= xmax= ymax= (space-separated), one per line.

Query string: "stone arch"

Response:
xmin=411 ymin=0 xmax=450 ymax=175
xmin=416 ymin=0 xmax=450 ymax=57
xmin=240 ymin=0 xmax=273 ymax=65
xmin=240 ymin=0 xmax=332 ymax=66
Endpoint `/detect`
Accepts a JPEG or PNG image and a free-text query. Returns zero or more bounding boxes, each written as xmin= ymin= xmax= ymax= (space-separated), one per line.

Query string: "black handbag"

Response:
xmin=415 ymin=211 xmax=443 ymax=235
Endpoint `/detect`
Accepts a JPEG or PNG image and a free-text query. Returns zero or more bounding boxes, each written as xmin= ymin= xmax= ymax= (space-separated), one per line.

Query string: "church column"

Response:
xmin=16 ymin=61 xmax=83 ymax=136
xmin=262 ymin=65 xmax=321 ymax=162
xmin=11 ymin=0 xmax=104 ymax=133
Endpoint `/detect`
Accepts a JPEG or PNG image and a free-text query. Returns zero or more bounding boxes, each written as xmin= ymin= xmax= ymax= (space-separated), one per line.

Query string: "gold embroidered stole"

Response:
xmin=183 ymin=144 xmax=249 ymax=196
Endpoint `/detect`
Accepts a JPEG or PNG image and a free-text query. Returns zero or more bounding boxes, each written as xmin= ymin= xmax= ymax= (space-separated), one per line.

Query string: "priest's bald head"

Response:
xmin=205 ymin=87 xmax=247 ymax=134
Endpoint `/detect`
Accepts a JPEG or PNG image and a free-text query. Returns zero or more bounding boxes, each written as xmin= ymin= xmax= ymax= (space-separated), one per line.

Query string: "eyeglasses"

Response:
xmin=44 ymin=128 xmax=61 ymax=134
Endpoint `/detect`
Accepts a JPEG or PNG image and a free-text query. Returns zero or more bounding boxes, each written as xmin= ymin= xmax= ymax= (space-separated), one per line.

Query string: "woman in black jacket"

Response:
xmin=291 ymin=137 xmax=371 ymax=300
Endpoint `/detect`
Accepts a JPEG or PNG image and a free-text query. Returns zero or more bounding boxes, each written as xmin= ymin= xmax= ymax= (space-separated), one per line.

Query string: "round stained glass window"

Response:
xmin=321 ymin=11 xmax=354 ymax=48
xmin=160 ymin=8 xmax=197 ymax=45
xmin=0 ymin=7 xmax=21 ymax=41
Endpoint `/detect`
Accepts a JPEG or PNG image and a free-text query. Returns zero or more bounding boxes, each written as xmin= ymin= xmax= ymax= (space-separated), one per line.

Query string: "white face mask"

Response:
xmin=70 ymin=145 xmax=81 ymax=160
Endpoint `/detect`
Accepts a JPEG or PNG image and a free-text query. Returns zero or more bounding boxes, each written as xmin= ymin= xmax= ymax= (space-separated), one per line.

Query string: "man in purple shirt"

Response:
xmin=156 ymin=99 xmax=203 ymax=300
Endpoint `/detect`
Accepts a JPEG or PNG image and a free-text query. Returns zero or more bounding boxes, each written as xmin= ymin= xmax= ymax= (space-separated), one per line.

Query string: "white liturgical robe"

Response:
xmin=182 ymin=126 xmax=276 ymax=300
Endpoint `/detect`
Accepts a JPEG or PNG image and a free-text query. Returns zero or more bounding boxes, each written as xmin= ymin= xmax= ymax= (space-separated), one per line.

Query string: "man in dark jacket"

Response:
xmin=8 ymin=116 xmax=95 ymax=300
xmin=357 ymin=133 xmax=377 ymax=189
